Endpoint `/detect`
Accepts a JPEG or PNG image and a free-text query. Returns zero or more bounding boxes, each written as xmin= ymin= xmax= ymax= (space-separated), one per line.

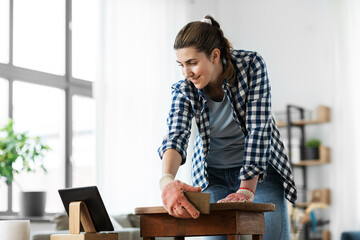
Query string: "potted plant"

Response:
xmin=303 ymin=138 xmax=321 ymax=160
xmin=0 ymin=118 xmax=50 ymax=217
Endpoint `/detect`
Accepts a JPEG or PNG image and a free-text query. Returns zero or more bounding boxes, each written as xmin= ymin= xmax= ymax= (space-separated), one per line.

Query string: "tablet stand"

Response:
xmin=51 ymin=201 xmax=118 ymax=240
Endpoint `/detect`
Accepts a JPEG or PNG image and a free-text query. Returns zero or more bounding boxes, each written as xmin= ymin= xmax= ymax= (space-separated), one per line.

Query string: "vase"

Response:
xmin=19 ymin=191 xmax=46 ymax=217
xmin=303 ymin=147 xmax=319 ymax=160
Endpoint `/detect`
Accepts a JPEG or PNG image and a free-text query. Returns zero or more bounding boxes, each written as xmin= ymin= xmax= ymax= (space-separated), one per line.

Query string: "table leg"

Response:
xmin=174 ymin=237 xmax=184 ymax=240
xmin=252 ymin=235 xmax=263 ymax=240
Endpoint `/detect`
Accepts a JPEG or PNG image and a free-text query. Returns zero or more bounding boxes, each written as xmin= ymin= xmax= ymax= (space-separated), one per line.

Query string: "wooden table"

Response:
xmin=135 ymin=202 xmax=275 ymax=240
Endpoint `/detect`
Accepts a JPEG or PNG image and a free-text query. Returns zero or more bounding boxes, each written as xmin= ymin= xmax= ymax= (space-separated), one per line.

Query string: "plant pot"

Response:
xmin=19 ymin=191 xmax=46 ymax=217
xmin=303 ymin=147 xmax=319 ymax=160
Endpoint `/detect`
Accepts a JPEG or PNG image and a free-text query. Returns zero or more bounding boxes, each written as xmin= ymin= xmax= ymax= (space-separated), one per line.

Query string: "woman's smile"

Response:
xmin=189 ymin=76 xmax=200 ymax=82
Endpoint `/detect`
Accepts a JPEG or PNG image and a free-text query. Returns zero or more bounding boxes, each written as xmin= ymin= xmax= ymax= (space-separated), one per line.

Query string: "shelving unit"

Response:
xmin=277 ymin=105 xmax=331 ymax=240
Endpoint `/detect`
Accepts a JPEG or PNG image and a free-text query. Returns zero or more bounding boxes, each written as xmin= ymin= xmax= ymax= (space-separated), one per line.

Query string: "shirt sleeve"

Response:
xmin=240 ymin=52 xmax=272 ymax=181
xmin=158 ymin=86 xmax=194 ymax=165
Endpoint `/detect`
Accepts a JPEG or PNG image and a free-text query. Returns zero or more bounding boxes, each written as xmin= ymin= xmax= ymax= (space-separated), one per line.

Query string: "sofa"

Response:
xmin=341 ymin=231 xmax=360 ymax=240
xmin=31 ymin=213 xmax=144 ymax=240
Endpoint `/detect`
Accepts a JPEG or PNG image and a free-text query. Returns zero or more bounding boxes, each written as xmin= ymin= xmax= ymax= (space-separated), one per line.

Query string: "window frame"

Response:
xmin=0 ymin=0 xmax=93 ymax=215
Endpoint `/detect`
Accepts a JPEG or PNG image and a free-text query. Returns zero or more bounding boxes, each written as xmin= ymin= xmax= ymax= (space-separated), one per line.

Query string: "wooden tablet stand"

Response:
xmin=50 ymin=201 xmax=118 ymax=240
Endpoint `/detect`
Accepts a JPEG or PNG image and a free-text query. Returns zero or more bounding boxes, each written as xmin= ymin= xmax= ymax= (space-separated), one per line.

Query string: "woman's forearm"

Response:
xmin=162 ymin=148 xmax=183 ymax=177
xmin=239 ymin=175 xmax=259 ymax=192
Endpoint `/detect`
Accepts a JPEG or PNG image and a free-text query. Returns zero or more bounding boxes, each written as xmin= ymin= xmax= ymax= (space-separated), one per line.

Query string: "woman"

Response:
xmin=158 ymin=15 xmax=297 ymax=240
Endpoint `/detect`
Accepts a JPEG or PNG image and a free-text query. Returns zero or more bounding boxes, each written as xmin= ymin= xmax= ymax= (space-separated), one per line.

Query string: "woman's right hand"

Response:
xmin=161 ymin=180 xmax=201 ymax=219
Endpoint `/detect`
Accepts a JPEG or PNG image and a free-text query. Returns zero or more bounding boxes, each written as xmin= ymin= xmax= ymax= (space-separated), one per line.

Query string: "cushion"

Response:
xmin=53 ymin=213 xmax=69 ymax=230
xmin=128 ymin=214 xmax=140 ymax=228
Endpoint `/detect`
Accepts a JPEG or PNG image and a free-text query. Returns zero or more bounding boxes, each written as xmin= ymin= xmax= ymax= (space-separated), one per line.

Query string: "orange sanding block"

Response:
xmin=184 ymin=192 xmax=211 ymax=214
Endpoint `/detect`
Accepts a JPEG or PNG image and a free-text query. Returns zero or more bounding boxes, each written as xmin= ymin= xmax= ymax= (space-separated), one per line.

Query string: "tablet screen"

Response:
xmin=58 ymin=186 xmax=114 ymax=232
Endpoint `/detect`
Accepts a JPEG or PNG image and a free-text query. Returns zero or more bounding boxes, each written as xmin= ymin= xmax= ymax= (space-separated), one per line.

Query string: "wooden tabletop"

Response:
xmin=135 ymin=202 xmax=275 ymax=215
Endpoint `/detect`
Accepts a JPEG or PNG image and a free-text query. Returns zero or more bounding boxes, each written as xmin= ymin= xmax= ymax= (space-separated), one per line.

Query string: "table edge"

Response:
xmin=135 ymin=202 xmax=275 ymax=215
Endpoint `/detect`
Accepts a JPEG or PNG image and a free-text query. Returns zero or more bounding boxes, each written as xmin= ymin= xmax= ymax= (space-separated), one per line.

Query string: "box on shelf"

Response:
xmin=309 ymin=188 xmax=330 ymax=205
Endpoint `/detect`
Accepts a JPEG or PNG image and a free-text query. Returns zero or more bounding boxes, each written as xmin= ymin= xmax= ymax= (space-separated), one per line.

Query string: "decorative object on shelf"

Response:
xmin=0 ymin=118 xmax=51 ymax=217
xmin=292 ymin=145 xmax=330 ymax=166
xmin=304 ymin=138 xmax=322 ymax=160
xmin=310 ymin=188 xmax=330 ymax=205
xmin=294 ymin=188 xmax=331 ymax=208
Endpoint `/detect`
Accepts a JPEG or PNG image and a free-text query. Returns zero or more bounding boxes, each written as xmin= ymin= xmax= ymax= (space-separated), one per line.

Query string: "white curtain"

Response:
xmin=94 ymin=0 xmax=193 ymax=213
xmin=331 ymin=0 xmax=360 ymax=238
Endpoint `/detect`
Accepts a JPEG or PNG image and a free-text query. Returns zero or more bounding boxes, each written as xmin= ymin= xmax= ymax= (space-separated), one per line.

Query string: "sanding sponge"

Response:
xmin=184 ymin=192 xmax=211 ymax=214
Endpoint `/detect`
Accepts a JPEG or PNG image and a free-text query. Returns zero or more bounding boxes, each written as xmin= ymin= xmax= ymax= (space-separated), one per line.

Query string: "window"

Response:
xmin=0 ymin=0 xmax=99 ymax=215
xmin=12 ymin=82 xmax=65 ymax=213
xmin=0 ymin=78 xmax=9 ymax=212
xmin=0 ymin=78 xmax=8 ymax=123
xmin=13 ymin=0 xmax=65 ymax=75
xmin=0 ymin=0 xmax=9 ymax=64
xmin=72 ymin=95 xmax=96 ymax=187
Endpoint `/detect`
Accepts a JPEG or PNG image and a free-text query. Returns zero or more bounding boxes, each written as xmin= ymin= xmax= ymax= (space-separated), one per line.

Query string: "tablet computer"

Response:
xmin=58 ymin=186 xmax=114 ymax=231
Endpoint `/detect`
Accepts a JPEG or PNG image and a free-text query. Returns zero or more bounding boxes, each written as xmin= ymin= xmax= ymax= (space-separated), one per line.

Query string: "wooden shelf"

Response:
xmin=292 ymin=145 xmax=330 ymax=167
xmin=294 ymin=202 xmax=310 ymax=208
xmin=276 ymin=121 xmax=286 ymax=128
xmin=276 ymin=105 xmax=330 ymax=128
xmin=293 ymin=160 xmax=327 ymax=166
xmin=291 ymin=119 xmax=330 ymax=126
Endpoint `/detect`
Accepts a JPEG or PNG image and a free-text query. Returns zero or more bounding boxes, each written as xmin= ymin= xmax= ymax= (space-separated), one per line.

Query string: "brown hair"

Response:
xmin=174 ymin=15 xmax=236 ymax=84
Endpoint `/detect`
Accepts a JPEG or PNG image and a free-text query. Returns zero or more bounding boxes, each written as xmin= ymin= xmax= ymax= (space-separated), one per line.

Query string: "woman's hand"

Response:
xmin=217 ymin=192 xmax=252 ymax=203
xmin=161 ymin=180 xmax=201 ymax=218
xmin=217 ymin=188 xmax=255 ymax=203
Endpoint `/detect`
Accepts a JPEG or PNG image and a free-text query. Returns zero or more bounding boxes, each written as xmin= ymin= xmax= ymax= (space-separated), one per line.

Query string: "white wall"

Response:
xmin=218 ymin=0 xmax=336 ymax=194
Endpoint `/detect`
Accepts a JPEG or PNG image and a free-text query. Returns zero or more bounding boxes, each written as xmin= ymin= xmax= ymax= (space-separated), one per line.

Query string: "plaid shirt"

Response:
xmin=158 ymin=50 xmax=297 ymax=203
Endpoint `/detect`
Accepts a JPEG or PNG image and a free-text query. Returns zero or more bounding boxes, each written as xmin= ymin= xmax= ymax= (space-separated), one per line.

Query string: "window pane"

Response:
xmin=0 ymin=0 xmax=9 ymax=63
xmin=12 ymin=81 xmax=65 ymax=213
xmin=72 ymin=0 xmax=100 ymax=81
xmin=13 ymin=0 xmax=65 ymax=75
xmin=0 ymin=78 xmax=9 ymax=124
xmin=0 ymin=181 xmax=7 ymax=211
xmin=72 ymin=95 xmax=96 ymax=187
xmin=0 ymin=78 xmax=8 ymax=211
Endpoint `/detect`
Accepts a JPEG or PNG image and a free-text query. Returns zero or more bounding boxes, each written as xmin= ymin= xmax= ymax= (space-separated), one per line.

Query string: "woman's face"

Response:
xmin=175 ymin=46 xmax=221 ymax=90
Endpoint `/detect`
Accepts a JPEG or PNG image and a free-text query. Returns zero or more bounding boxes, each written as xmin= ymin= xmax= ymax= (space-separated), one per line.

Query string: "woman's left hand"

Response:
xmin=217 ymin=188 xmax=255 ymax=203
xmin=217 ymin=192 xmax=252 ymax=203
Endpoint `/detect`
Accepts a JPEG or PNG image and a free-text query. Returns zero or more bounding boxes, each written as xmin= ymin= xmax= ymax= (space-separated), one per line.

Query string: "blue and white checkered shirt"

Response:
xmin=158 ymin=50 xmax=297 ymax=204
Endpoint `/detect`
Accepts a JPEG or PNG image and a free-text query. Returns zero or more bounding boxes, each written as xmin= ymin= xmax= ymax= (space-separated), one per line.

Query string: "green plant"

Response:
xmin=0 ymin=119 xmax=50 ymax=184
xmin=305 ymin=138 xmax=321 ymax=148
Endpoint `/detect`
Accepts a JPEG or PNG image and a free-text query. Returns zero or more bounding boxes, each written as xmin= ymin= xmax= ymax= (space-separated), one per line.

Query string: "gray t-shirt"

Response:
xmin=204 ymin=92 xmax=245 ymax=168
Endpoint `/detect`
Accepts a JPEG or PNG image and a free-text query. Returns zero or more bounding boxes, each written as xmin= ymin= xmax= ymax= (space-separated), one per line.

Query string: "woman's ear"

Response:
xmin=211 ymin=48 xmax=221 ymax=64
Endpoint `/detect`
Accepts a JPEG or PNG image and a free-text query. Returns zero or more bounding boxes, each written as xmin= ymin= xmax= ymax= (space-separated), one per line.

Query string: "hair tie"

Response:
xmin=201 ymin=18 xmax=212 ymax=25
